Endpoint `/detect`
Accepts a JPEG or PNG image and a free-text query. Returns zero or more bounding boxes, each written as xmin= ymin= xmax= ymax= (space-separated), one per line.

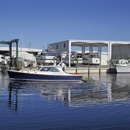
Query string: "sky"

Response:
xmin=0 ymin=0 xmax=130 ymax=49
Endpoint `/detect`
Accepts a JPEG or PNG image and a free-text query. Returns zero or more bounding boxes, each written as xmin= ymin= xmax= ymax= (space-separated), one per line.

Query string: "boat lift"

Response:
xmin=0 ymin=39 xmax=19 ymax=67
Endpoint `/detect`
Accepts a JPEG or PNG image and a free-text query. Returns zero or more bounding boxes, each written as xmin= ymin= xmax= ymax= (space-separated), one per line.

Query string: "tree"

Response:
xmin=109 ymin=59 xmax=114 ymax=73
xmin=126 ymin=57 xmax=130 ymax=60
xmin=109 ymin=59 xmax=114 ymax=67
xmin=53 ymin=57 xmax=57 ymax=65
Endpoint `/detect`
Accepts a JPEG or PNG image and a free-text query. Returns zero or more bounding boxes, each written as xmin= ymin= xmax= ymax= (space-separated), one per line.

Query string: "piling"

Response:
xmin=82 ymin=76 xmax=87 ymax=82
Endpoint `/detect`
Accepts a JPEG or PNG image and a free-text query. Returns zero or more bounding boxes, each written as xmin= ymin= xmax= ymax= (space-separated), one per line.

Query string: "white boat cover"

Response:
xmin=14 ymin=52 xmax=37 ymax=67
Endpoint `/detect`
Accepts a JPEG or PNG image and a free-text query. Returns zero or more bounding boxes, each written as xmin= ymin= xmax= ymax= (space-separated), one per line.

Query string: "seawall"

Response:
xmin=1 ymin=66 xmax=117 ymax=74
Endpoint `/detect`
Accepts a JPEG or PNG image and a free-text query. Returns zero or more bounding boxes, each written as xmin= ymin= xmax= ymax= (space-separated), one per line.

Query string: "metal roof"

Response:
xmin=0 ymin=47 xmax=42 ymax=53
xmin=49 ymin=39 xmax=130 ymax=46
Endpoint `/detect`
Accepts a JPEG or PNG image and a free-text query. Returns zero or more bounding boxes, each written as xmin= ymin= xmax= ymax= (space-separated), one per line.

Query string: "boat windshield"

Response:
xmin=41 ymin=52 xmax=56 ymax=56
xmin=39 ymin=67 xmax=60 ymax=72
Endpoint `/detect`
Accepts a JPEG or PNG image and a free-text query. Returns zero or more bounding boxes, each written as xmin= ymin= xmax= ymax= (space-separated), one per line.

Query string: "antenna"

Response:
xmin=29 ymin=42 xmax=30 ymax=53
xmin=21 ymin=31 xmax=23 ymax=54
xmin=32 ymin=35 xmax=34 ymax=53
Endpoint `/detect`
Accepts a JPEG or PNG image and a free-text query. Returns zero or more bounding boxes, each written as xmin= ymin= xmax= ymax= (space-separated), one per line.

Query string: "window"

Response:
xmin=40 ymin=67 xmax=49 ymax=71
xmin=56 ymin=44 xmax=58 ymax=49
xmin=46 ymin=53 xmax=56 ymax=56
xmin=41 ymin=53 xmax=46 ymax=56
xmin=40 ymin=67 xmax=51 ymax=71
xmin=51 ymin=67 xmax=60 ymax=72
xmin=40 ymin=67 xmax=59 ymax=72
xmin=64 ymin=43 xmax=65 ymax=48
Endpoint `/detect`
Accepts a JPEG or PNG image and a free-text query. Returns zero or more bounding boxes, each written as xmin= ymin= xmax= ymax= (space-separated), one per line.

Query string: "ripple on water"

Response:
xmin=0 ymin=73 xmax=130 ymax=129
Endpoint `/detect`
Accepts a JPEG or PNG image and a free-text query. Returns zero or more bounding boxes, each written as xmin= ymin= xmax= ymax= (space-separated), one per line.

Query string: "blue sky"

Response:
xmin=0 ymin=0 xmax=130 ymax=49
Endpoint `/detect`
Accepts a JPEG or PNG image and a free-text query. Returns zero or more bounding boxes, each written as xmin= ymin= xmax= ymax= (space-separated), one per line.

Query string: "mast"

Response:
xmin=21 ymin=31 xmax=23 ymax=54
xmin=32 ymin=35 xmax=33 ymax=53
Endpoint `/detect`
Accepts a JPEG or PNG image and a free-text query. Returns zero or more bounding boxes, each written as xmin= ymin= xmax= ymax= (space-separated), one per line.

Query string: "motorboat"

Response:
xmin=37 ymin=45 xmax=57 ymax=65
xmin=8 ymin=61 xmax=83 ymax=82
xmin=82 ymin=52 xmax=100 ymax=65
xmin=2 ymin=52 xmax=37 ymax=67
xmin=62 ymin=51 xmax=83 ymax=66
xmin=15 ymin=52 xmax=37 ymax=67
xmin=116 ymin=59 xmax=130 ymax=73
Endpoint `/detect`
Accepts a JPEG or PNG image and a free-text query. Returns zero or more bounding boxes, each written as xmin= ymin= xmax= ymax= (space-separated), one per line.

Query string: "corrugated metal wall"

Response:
xmin=112 ymin=45 xmax=128 ymax=59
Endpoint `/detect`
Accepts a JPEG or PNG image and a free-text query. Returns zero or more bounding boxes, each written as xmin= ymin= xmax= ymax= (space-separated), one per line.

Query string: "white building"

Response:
xmin=48 ymin=39 xmax=130 ymax=67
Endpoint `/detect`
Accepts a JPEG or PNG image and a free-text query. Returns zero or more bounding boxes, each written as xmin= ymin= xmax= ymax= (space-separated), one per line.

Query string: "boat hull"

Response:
xmin=8 ymin=70 xmax=82 ymax=81
xmin=116 ymin=64 xmax=130 ymax=73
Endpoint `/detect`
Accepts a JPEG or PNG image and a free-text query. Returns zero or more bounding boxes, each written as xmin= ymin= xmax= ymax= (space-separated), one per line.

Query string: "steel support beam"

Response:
xmin=0 ymin=39 xmax=19 ymax=67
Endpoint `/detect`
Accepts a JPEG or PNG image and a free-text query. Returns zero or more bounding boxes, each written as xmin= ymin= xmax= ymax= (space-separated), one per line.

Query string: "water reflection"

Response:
xmin=2 ymin=74 xmax=130 ymax=130
xmin=6 ymin=74 xmax=130 ymax=110
xmin=8 ymin=85 xmax=18 ymax=111
xmin=111 ymin=74 xmax=130 ymax=100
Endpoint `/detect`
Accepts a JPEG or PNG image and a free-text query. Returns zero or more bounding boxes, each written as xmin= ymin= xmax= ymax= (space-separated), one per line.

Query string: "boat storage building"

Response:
xmin=48 ymin=39 xmax=130 ymax=67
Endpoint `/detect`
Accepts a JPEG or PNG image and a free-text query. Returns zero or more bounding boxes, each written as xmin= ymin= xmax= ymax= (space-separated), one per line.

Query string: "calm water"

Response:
xmin=1 ymin=72 xmax=130 ymax=130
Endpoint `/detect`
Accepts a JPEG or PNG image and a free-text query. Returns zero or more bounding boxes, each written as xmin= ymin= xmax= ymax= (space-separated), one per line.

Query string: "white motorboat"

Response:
xmin=82 ymin=52 xmax=100 ymax=65
xmin=116 ymin=59 xmax=130 ymax=73
xmin=37 ymin=45 xmax=57 ymax=65
xmin=8 ymin=61 xmax=83 ymax=82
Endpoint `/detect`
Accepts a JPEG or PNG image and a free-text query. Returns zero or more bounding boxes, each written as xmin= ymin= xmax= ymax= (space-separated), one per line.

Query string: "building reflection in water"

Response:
xmin=111 ymin=74 xmax=130 ymax=100
xmin=40 ymin=74 xmax=130 ymax=107
xmin=7 ymin=73 xmax=130 ymax=109
xmin=8 ymin=82 xmax=19 ymax=111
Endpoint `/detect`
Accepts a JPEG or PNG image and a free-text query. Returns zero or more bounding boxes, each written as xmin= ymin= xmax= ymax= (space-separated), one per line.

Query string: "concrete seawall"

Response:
xmin=0 ymin=66 xmax=117 ymax=74
xmin=65 ymin=67 xmax=116 ymax=74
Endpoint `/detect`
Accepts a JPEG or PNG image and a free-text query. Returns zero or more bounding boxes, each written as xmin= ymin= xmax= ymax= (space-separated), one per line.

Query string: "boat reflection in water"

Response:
xmin=111 ymin=74 xmax=130 ymax=100
xmin=7 ymin=73 xmax=130 ymax=109
xmin=8 ymin=85 xmax=18 ymax=111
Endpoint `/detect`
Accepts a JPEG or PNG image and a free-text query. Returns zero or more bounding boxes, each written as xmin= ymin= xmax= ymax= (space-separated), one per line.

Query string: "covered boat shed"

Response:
xmin=48 ymin=40 xmax=130 ymax=67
